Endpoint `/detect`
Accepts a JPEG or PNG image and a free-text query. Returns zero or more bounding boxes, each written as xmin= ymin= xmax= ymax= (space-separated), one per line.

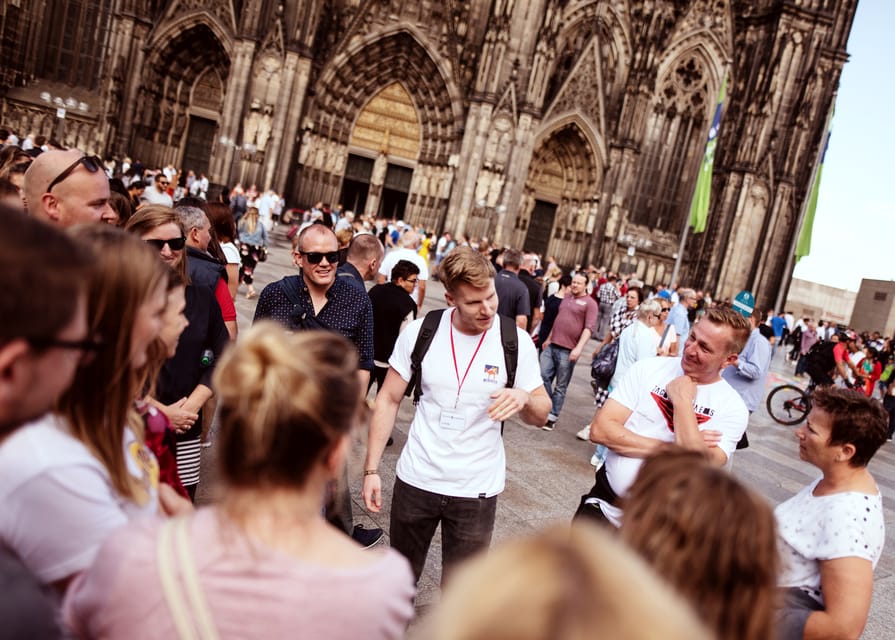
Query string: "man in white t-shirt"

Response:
xmin=0 ymin=212 xmax=92 ymax=629
xmin=377 ymin=229 xmax=429 ymax=312
xmin=577 ymin=306 xmax=751 ymax=527
xmin=363 ymin=247 xmax=550 ymax=584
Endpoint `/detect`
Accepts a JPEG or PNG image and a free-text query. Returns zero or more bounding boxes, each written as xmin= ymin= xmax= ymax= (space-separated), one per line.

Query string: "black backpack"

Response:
xmin=404 ymin=309 xmax=518 ymax=406
xmin=804 ymin=340 xmax=836 ymax=373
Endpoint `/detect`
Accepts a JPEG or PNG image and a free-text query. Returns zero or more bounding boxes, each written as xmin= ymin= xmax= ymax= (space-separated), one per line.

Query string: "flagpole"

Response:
xmin=669 ymin=208 xmax=690 ymax=288
xmin=773 ymin=98 xmax=836 ymax=314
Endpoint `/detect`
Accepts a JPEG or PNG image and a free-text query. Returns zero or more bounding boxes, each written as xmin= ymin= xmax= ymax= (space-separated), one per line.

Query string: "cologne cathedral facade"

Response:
xmin=0 ymin=0 xmax=855 ymax=308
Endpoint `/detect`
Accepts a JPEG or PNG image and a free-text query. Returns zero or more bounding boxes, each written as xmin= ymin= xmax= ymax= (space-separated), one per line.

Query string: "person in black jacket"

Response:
xmin=368 ymin=259 xmax=420 ymax=392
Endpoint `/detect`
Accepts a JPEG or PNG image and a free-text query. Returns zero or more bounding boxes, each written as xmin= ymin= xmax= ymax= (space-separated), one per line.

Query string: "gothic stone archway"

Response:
xmin=294 ymin=31 xmax=459 ymax=229
xmin=516 ymin=122 xmax=600 ymax=268
xmin=131 ymin=22 xmax=230 ymax=173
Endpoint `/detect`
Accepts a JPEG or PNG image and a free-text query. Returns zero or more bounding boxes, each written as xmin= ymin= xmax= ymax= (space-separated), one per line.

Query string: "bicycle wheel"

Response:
xmin=766 ymin=384 xmax=810 ymax=425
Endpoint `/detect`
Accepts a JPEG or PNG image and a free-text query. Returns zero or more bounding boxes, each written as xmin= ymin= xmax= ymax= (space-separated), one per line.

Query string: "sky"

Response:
xmin=791 ymin=1 xmax=894 ymax=292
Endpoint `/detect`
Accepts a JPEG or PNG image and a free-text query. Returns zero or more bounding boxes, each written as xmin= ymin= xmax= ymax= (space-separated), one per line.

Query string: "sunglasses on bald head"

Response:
xmin=46 ymin=155 xmax=104 ymax=192
xmin=298 ymin=251 xmax=340 ymax=265
xmin=145 ymin=236 xmax=186 ymax=251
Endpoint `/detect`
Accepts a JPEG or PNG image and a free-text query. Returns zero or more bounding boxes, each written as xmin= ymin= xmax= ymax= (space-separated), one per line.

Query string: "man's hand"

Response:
xmin=701 ymin=429 xmax=722 ymax=448
xmin=665 ymin=375 xmax=697 ymax=407
xmin=362 ymin=474 xmax=383 ymax=512
xmin=488 ymin=388 xmax=530 ymax=422
xmin=570 ymin=346 xmax=583 ymax=362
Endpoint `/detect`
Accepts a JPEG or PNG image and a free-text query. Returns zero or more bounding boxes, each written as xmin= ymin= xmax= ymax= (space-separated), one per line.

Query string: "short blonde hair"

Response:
xmin=213 ymin=322 xmax=359 ymax=490
xmin=425 ymin=524 xmax=711 ymax=640
xmin=439 ymin=246 xmax=496 ymax=293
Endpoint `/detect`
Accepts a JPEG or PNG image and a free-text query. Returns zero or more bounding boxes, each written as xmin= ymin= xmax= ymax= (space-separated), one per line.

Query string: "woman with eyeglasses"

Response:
xmin=655 ymin=297 xmax=677 ymax=356
xmin=126 ymin=206 xmax=229 ymax=501
xmin=0 ymin=225 xmax=173 ymax=596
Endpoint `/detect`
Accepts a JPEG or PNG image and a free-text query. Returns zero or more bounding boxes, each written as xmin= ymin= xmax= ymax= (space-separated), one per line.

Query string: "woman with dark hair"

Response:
xmin=65 ymin=324 xmax=415 ymax=638
xmin=621 ymin=447 xmax=779 ymax=640
xmin=775 ymin=386 xmax=888 ymax=639
xmin=204 ymin=202 xmax=240 ymax=302
xmin=126 ymin=206 xmax=229 ymax=500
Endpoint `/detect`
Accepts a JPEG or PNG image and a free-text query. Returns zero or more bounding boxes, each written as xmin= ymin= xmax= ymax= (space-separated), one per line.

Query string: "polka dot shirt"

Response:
xmin=775 ymin=476 xmax=884 ymax=606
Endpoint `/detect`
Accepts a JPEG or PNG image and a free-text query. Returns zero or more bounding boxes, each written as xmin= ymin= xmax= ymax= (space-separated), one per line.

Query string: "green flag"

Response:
xmin=796 ymin=127 xmax=831 ymax=262
xmin=689 ymin=74 xmax=728 ymax=234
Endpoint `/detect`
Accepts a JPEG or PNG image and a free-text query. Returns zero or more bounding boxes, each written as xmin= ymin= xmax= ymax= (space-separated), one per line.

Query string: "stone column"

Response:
xmin=273 ymin=55 xmax=313 ymax=196
xmin=115 ymin=19 xmax=150 ymax=154
xmin=210 ymin=39 xmax=256 ymax=184
xmin=449 ymin=102 xmax=493 ymax=238
xmin=260 ymin=50 xmax=300 ymax=191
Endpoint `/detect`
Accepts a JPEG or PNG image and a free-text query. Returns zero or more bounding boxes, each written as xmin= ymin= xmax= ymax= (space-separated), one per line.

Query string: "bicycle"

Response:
xmin=766 ymin=380 xmax=817 ymax=425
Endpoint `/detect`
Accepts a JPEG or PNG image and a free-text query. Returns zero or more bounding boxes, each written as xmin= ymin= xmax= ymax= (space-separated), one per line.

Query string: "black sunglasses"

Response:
xmin=46 ymin=155 xmax=104 ymax=192
xmin=299 ymin=251 xmax=340 ymax=265
xmin=145 ymin=236 xmax=186 ymax=251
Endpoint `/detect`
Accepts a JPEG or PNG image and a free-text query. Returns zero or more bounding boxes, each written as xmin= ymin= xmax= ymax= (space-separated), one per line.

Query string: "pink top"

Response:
xmin=63 ymin=508 xmax=415 ymax=639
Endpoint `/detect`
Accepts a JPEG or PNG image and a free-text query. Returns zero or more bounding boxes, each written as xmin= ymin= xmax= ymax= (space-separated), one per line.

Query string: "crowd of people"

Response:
xmin=0 ymin=137 xmax=891 ymax=640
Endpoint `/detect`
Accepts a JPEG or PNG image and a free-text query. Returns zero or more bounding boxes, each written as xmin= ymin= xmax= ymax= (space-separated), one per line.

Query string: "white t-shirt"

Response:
xmin=610 ymin=320 xmax=659 ymax=389
xmin=221 ymin=241 xmax=241 ymax=265
xmin=0 ymin=414 xmax=159 ymax=585
xmin=600 ymin=357 xmax=748 ymax=526
xmin=379 ymin=248 xmax=429 ymax=305
xmin=389 ymin=310 xmax=543 ymax=497
xmin=776 ymin=476 xmax=884 ymax=606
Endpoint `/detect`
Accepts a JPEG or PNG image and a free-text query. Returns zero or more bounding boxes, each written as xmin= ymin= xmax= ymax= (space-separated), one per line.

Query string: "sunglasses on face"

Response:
xmin=299 ymin=251 xmax=340 ymax=265
xmin=157 ymin=180 xmax=169 ymax=187
xmin=145 ymin=236 xmax=186 ymax=251
xmin=46 ymin=155 xmax=104 ymax=192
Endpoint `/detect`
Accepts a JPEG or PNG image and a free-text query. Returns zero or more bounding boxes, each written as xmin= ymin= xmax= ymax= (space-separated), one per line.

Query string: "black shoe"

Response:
xmin=542 ymin=420 xmax=556 ymax=431
xmin=352 ymin=525 xmax=384 ymax=549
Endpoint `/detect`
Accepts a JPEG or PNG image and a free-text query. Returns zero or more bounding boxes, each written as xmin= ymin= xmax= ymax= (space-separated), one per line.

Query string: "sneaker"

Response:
xmin=590 ymin=453 xmax=603 ymax=468
xmin=541 ymin=420 xmax=556 ymax=431
xmin=352 ymin=525 xmax=384 ymax=549
xmin=576 ymin=425 xmax=591 ymax=441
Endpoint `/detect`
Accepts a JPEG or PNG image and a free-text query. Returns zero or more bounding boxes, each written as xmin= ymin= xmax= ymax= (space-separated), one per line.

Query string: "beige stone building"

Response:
xmin=850 ymin=279 xmax=895 ymax=336
xmin=785 ymin=277 xmax=856 ymax=327
xmin=0 ymin=0 xmax=856 ymax=310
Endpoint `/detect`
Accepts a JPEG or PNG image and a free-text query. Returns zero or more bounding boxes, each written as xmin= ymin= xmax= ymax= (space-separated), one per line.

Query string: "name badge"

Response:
xmin=440 ymin=410 xmax=466 ymax=431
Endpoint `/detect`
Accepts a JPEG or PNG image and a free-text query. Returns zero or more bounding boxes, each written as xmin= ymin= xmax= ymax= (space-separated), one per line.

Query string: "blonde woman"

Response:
xmin=237 ymin=206 xmax=269 ymax=299
xmin=65 ymin=324 xmax=415 ymax=639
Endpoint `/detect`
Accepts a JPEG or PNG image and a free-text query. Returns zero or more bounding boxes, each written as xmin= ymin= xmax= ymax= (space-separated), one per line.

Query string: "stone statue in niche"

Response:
xmin=474 ymin=171 xmax=492 ymax=204
xmin=371 ymin=152 xmax=387 ymax=186
xmin=298 ymin=130 xmax=312 ymax=165
xmin=255 ymin=104 xmax=274 ymax=151
xmin=486 ymin=171 xmax=504 ymax=207
xmin=243 ymin=99 xmax=262 ymax=148
xmin=484 ymin=115 xmax=513 ymax=170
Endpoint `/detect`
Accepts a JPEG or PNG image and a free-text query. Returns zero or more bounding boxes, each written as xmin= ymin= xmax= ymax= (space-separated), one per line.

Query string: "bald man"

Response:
xmin=23 ymin=149 xmax=113 ymax=226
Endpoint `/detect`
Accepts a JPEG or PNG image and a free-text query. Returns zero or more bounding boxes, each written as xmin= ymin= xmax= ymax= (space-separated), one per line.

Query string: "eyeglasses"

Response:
xmin=156 ymin=180 xmax=169 ymax=187
xmin=29 ymin=336 xmax=104 ymax=365
xmin=661 ymin=307 xmax=671 ymax=312
xmin=46 ymin=155 xmax=104 ymax=192
xmin=404 ymin=278 xmax=419 ymax=287
xmin=145 ymin=236 xmax=186 ymax=251
xmin=299 ymin=251 xmax=340 ymax=265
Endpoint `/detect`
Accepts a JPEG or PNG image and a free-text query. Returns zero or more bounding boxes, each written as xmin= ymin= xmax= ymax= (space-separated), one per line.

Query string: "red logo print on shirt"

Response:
xmin=651 ymin=391 xmax=713 ymax=432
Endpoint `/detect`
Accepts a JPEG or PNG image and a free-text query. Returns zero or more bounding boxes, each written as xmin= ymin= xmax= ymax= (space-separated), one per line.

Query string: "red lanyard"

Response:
xmin=450 ymin=310 xmax=487 ymax=409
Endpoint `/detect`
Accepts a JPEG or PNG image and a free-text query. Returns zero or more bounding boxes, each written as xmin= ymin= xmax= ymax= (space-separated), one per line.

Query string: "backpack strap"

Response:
xmin=403 ymin=310 xmax=519 ymax=414
xmin=404 ymin=309 xmax=446 ymax=405
xmin=498 ymin=314 xmax=518 ymax=389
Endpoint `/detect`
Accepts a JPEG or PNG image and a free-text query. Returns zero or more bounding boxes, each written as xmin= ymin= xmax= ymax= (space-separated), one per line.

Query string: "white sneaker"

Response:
xmin=576 ymin=425 xmax=591 ymax=441
xmin=590 ymin=453 xmax=603 ymax=468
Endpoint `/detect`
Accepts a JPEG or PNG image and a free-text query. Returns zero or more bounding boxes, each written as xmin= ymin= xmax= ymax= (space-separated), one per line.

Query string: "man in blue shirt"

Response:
xmin=722 ymin=309 xmax=772 ymax=415
xmin=665 ymin=287 xmax=696 ymax=346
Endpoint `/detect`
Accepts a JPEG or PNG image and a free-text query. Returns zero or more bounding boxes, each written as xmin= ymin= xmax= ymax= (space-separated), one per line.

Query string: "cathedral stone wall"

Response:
xmin=0 ymin=0 xmax=856 ymax=310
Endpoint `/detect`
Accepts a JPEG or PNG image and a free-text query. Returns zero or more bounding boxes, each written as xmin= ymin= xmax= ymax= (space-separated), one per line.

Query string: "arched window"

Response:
xmin=629 ymin=55 xmax=710 ymax=233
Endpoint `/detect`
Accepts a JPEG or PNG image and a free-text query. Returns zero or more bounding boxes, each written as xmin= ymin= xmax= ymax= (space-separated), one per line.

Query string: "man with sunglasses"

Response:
xmin=0 ymin=206 xmax=94 ymax=635
xmin=23 ymin=149 xmax=113 ymax=227
xmin=254 ymin=223 xmax=381 ymax=547
xmin=140 ymin=172 xmax=174 ymax=207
